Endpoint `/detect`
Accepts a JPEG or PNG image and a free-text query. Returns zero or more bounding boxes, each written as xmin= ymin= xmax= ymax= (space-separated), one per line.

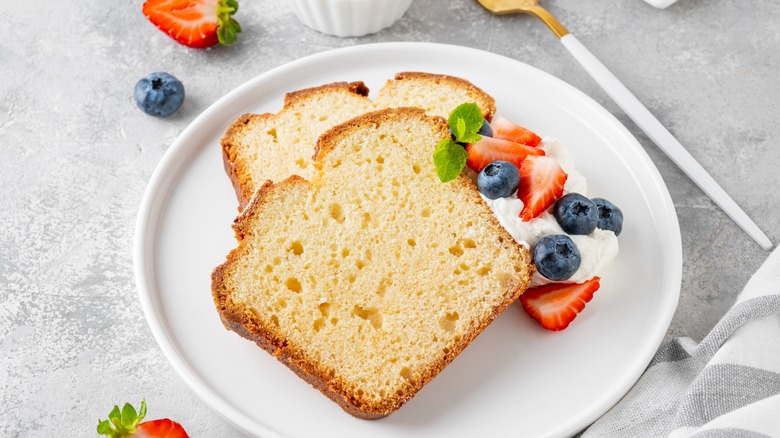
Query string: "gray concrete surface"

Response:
xmin=1 ymin=0 xmax=778 ymax=436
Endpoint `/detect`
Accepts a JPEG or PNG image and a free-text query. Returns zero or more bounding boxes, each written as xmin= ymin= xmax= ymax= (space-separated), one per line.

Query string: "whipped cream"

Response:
xmin=481 ymin=137 xmax=619 ymax=287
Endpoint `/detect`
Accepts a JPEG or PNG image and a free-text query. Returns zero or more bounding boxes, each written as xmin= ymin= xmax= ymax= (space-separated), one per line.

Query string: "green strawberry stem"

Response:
xmin=97 ymin=400 xmax=147 ymax=437
xmin=216 ymin=0 xmax=241 ymax=46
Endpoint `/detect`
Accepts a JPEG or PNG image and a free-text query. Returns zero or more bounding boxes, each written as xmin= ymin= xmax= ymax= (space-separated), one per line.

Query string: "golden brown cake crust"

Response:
xmin=212 ymin=108 xmax=532 ymax=419
xmin=284 ymin=81 xmax=369 ymax=106
xmin=220 ymin=113 xmax=267 ymax=209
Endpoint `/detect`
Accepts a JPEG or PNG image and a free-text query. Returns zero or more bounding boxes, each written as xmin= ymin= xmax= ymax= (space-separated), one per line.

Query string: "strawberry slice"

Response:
xmin=143 ymin=0 xmax=241 ymax=49
xmin=490 ymin=115 xmax=542 ymax=147
xmin=97 ymin=400 xmax=189 ymax=438
xmin=465 ymin=136 xmax=545 ymax=173
xmin=517 ymin=155 xmax=567 ymax=221
xmin=520 ymin=277 xmax=601 ymax=331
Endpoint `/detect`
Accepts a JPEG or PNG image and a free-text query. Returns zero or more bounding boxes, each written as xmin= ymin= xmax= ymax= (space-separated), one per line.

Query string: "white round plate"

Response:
xmin=135 ymin=42 xmax=681 ymax=438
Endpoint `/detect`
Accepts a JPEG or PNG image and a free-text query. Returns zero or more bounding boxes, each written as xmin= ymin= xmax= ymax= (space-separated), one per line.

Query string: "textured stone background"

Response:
xmin=1 ymin=0 xmax=777 ymax=436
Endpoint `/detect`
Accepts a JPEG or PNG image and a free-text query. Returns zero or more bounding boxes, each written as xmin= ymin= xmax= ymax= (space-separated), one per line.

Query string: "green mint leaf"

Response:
xmin=455 ymin=118 xmax=467 ymax=141
xmin=433 ymin=139 xmax=468 ymax=183
xmin=121 ymin=403 xmax=137 ymax=428
xmin=447 ymin=103 xmax=483 ymax=143
xmin=96 ymin=420 xmax=113 ymax=435
xmin=460 ymin=133 xmax=481 ymax=144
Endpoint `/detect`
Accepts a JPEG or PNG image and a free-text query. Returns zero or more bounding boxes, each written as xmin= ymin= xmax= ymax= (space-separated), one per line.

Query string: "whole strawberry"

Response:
xmin=143 ymin=0 xmax=241 ymax=48
xmin=97 ymin=400 xmax=189 ymax=438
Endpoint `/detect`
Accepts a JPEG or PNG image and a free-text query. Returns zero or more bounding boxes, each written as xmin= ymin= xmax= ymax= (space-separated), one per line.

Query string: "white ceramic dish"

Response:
xmin=134 ymin=42 xmax=682 ymax=438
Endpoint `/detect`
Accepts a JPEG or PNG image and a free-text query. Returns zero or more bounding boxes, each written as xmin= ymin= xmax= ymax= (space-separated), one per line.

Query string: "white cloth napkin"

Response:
xmin=580 ymin=247 xmax=780 ymax=437
xmin=643 ymin=0 xmax=679 ymax=9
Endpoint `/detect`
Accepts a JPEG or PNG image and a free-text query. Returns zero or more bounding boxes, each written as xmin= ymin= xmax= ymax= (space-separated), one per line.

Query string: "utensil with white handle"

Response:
xmin=475 ymin=0 xmax=772 ymax=250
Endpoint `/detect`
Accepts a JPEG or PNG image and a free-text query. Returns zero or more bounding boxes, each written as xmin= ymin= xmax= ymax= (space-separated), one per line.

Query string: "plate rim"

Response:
xmin=134 ymin=41 xmax=682 ymax=438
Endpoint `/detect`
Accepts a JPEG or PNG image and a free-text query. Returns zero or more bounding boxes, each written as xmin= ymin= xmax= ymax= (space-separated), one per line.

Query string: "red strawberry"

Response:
xmin=465 ymin=136 xmax=545 ymax=173
xmin=137 ymin=419 xmax=189 ymax=438
xmin=517 ymin=155 xmax=567 ymax=221
xmin=97 ymin=400 xmax=189 ymax=438
xmin=143 ymin=0 xmax=241 ymax=49
xmin=520 ymin=277 xmax=601 ymax=331
xmin=490 ymin=115 xmax=542 ymax=147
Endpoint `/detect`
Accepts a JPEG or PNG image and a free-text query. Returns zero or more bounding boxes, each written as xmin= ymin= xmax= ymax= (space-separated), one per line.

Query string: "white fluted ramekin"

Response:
xmin=642 ymin=0 xmax=679 ymax=8
xmin=291 ymin=0 xmax=413 ymax=37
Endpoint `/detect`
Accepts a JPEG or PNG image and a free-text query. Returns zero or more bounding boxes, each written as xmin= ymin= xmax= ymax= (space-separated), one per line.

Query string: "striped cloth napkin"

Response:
xmin=580 ymin=247 xmax=780 ymax=437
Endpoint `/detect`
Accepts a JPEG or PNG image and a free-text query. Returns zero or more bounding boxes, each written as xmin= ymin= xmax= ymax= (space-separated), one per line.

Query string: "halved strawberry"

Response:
xmin=520 ymin=277 xmax=601 ymax=331
xmin=490 ymin=115 xmax=542 ymax=147
xmin=138 ymin=419 xmax=189 ymax=438
xmin=143 ymin=0 xmax=241 ymax=49
xmin=517 ymin=155 xmax=567 ymax=221
xmin=465 ymin=136 xmax=545 ymax=173
xmin=97 ymin=400 xmax=189 ymax=438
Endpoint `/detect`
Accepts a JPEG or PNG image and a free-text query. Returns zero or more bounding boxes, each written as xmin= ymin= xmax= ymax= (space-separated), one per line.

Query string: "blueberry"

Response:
xmin=478 ymin=160 xmax=520 ymax=199
xmin=478 ymin=118 xmax=493 ymax=137
xmin=554 ymin=193 xmax=598 ymax=235
xmin=134 ymin=72 xmax=185 ymax=117
xmin=533 ymin=235 xmax=581 ymax=281
xmin=592 ymin=198 xmax=624 ymax=236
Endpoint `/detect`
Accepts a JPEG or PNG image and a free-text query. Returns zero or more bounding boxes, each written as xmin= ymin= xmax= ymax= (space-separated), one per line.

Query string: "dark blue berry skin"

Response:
xmin=134 ymin=72 xmax=185 ymax=117
xmin=478 ymin=160 xmax=520 ymax=199
xmin=554 ymin=193 xmax=599 ymax=235
xmin=592 ymin=198 xmax=624 ymax=236
xmin=478 ymin=118 xmax=493 ymax=137
xmin=533 ymin=235 xmax=581 ymax=281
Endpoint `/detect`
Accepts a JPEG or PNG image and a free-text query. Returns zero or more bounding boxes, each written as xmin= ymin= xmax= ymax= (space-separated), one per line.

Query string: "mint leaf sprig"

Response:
xmin=433 ymin=140 xmax=468 ymax=183
xmin=448 ymin=102 xmax=483 ymax=144
xmin=433 ymin=102 xmax=484 ymax=182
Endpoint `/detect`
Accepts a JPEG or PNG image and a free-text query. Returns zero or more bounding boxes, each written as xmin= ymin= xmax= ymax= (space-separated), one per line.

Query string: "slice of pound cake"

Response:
xmin=222 ymin=81 xmax=375 ymax=208
xmin=212 ymin=108 xmax=531 ymax=419
xmin=221 ymin=72 xmax=495 ymax=209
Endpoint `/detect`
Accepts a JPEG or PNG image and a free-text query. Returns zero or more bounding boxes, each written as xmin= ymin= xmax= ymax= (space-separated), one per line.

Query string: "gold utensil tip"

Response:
xmin=476 ymin=0 xmax=569 ymax=38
